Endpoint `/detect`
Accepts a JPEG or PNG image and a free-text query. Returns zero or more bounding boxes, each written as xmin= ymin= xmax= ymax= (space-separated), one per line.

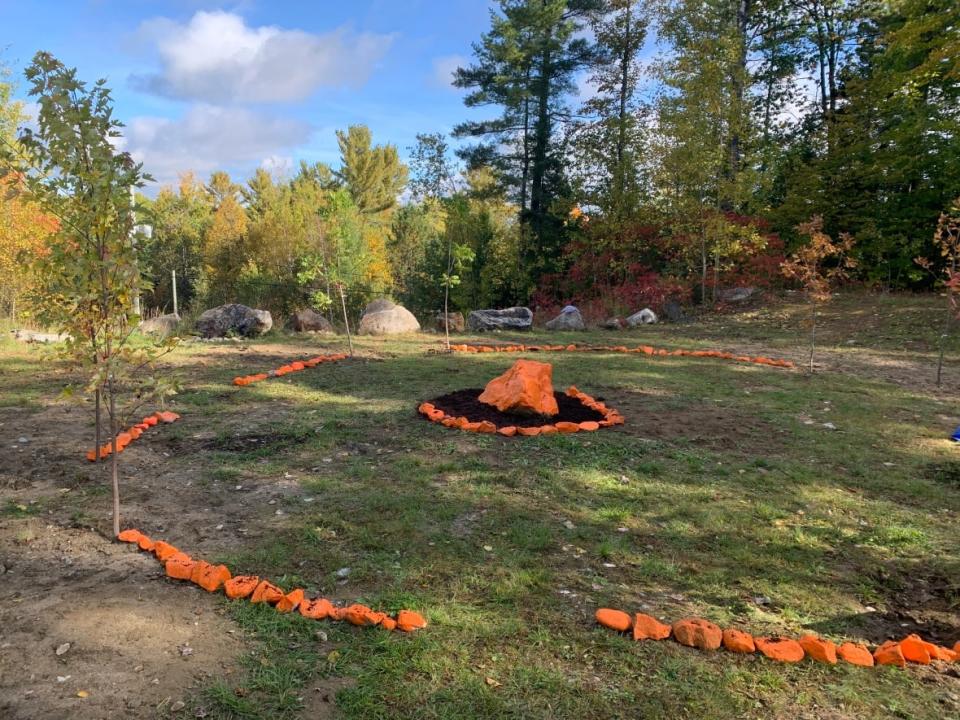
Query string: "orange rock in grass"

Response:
xmin=299 ymin=597 xmax=335 ymax=620
xmin=153 ymin=541 xmax=179 ymax=562
xmin=251 ymin=580 xmax=285 ymax=605
xmin=380 ymin=616 xmax=397 ymax=631
xmin=395 ymin=610 xmax=428 ymax=632
xmin=673 ymin=618 xmax=722 ymax=650
xmin=290 ymin=362 xmax=305 ymax=371
xmin=579 ymin=421 xmax=600 ymax=432
xmin=478 ymin=359 xmax=559 ymax=416
xmin=418 ymin=402 xmax=436 ymax=415
xmin=596 ymin=608 xmax=632 ymax=633
xmin=632 ymin=613 xmax=672 ymax=641
xmin=539 ymin=425 xmax=558 ymax=435
xmin=497 ymin=426 xmax=518 ymax=437
xmin=155 ymin=411 xmax=180 ymax=423
xmin=117 ymin=529 xmax=144 ymax=544
xmin=565 ymin=385 xmax=581 ymax=398
xmin=476 ymin=421 xmax=497 ymax=434
xmin=555 ymin=421 xmax=580 ymax=433
xmin=190 ymin=561 xmax=232 ymax=592
xmin=517 ymin=426 xmax=541 ymax=436
xmin=874 ymin=640 xmax=906 ymax=667
xmin=343 ymin=604 xmax=377 ymax=626
xmin=932 ymin=645 xmax=958 ymax=662
xmin=722 ymin=629 xmax=756 ymax=653
xmin=276 ymin=588 xmax=305 ymax=613
xmin=137 ymin=535 xmax=155 ymax=552
xmin=899 ymin=634 xmax=934 ymax=665
xmin=142 ymin=415 xmax=159 ymax=427
xmin=115 ymin=432 xmax=133 ymax=449
xmin=755 ymin=637 xmax=805 ymax=663
xmin=838 ymin=642 xmax=875 ymax=667
xmin=462 ymin=421 xmax=483 ymax=433
xmin=798 ymin=635 xmax=837 ymax=664
xmin=164 ymin=552 xmax=196 ymax=581
xmin=224 ymin=575 xmax=260 ymax=600
xmin=128 ymin=427 xmax=143 ymax=440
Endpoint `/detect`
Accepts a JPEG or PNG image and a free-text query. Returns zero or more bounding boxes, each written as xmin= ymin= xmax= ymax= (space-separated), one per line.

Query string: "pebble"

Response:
xmin=18 ymin=437 xmax=28 ymax=443
xmin=335 ymin=567 xmax=350 ymax=578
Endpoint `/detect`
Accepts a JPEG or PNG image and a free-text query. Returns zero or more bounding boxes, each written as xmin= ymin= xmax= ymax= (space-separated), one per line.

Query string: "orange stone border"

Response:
xmin=233 ymin=353 xmax=348 ymax=386
xmin=85 ymin=410 xmax=180 ymax=461
xmin=418 ymin=385 xmax=624 ymax=436
xmin=596 ymin=606 xmax=959 ymax=669
xmin=449 ymin=343 xmax=794 ymax=369
xmin=117 ymin=529 xmax=427 ymax=633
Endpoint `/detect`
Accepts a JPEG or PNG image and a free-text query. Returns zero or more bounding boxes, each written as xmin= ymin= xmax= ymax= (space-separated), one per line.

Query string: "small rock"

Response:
xmin=56 ymin=675 xmax=71 ymax=683
xmin=55 ymin=642 xmax=71 ymax=656
xmin=335 ymin=567 xmax=351 ymax=578
xmin=563 ymin=520 xmax=575 ymax=530
xmin=315 ymin=630 xmax=328 ymax=642
xmin=178 ymin=645 xmax=193 ymax=657
xmin=170 ymin=700 xmax=186 ymax=712
xmin=822 ymin=422 xmax=836 ymax=430
xmin=18 ymin=437 xmax=29 ymax=444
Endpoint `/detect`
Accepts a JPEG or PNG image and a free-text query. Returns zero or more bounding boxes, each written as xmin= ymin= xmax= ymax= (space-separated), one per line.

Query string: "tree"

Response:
xmin=409 ymin=132 xmax=456 ymax=201
xmin=780 ymin=216 xmax=856 ymax=372
xmin=3 ymin=52 xmax=175 ymax=536
xmin=916 ymin=197 xmax=960 ymax=386
xmin=336 ymin=125 xmax=407 ymax=214
xmin=0 ymin=174 xmax=58 ymax=318
xmin=203 ymin=172 xmax=249 ymax=305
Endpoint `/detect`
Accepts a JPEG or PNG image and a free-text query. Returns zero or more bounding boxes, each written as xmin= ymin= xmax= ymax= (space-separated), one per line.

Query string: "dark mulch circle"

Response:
xmin=425 ymin=388 xmax=606 ymax=428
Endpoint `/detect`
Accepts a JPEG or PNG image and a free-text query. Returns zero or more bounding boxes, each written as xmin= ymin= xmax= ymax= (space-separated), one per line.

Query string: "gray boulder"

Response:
xmin=357 ymin=299 xmax=421 ymax=335
xmin=601 ymin=317 xmax=625 ymax=330
xmin=139 ymin=313 xmax=180 ymax=337
xmin=467 ymin=307 xmax=533 ymax=332
xmin=662 ymin=300 xmax=686 ymax=323
xmin=720 ymin=287 xmax=757 ymax=303
xmin=545 ymin=306 xmax=586 ymax=331
xmin=289 ymin=308 xmax=333 ymax=333
xmin=626 ymin=308 xmax=658 ymax=327
xmin=196 ymin=304 xmax=272 ymax=338
xmin=435 ymin=312 xmax=465 ymax=333
xmin=11 ymin=329 xmax=69 ymax=343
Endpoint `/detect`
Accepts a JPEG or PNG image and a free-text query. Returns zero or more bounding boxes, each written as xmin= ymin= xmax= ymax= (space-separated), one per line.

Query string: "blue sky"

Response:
xmin=0 ymin=0 xmax=505 ymax=189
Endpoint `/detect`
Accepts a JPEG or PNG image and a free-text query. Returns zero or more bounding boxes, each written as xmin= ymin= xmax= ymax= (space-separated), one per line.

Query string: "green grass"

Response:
xmin=2 ymin=293 xmax=959 ymax=720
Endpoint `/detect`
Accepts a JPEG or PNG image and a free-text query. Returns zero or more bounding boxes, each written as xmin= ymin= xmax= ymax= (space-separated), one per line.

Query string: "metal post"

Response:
xmin=172 ymin=269 xmax=178 ymax=317
xmin=130 ymin=186 xmax=141 ymax=317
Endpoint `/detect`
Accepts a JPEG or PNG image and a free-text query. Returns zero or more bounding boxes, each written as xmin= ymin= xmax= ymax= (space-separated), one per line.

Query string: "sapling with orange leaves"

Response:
xmin=1 ymin=53 xmax=176 ymax=536
xmin=780 ymin=216 xmax=856 ymax=372
xmin=915 ymin=196 xmax=960 ymax=387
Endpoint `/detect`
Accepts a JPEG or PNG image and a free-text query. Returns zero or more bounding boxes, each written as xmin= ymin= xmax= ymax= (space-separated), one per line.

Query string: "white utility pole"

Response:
xmin=172 ymin=269 xmax=178 ymax=317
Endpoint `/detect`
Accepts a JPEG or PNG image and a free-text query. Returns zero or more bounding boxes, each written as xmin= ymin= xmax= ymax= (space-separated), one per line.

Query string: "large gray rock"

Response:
xmin=720 ymin=287 xmax=757 ymax=303
xmin=289 ymin=308 xmax=333 ymax=333
xmin=467 ymin=307 xmax=533 ymax=332
xmin=662 ymin=299 xmax=686 ymax=323
xmin=140 ymin=313 xmax=180 ymax=337
xmin=626 ymin=308 xmax=658 ymax=327
xmin=435 ymin=311 xmax=465 ymax=333
xmin=11 ymin=329 xmax=69 ymax=343
xmin=357 ymin=299 xmax=421 ymax=335
xmin=196 ymin=304 xmax=272 ymax=338
xmin=545 ymin=305 xmax=586 ymax=331
xmin=601 ymin=317 xmax=625 ymax=330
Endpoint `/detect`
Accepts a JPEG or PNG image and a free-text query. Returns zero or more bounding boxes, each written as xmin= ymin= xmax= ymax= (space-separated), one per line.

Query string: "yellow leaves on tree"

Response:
xmin=0 ymin=174 xmax=58 ymax=317
xmin=203 ymin=195 xmax=248 ymax=300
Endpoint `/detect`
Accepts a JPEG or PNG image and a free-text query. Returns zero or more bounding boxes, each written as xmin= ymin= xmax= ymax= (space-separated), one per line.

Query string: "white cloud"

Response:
xmin=131 ymin=11 xmax=394 ymax=103
xmin=122 ymin=105 xmax=312 ymax=186
xmin=260 ymin=154 xmax=293 ymax=179
xmin=431 ymin=54 xmax=466 ymax=90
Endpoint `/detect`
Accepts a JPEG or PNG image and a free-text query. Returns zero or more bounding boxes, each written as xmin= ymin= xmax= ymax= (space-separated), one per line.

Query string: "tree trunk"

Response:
xmin=108 ymin=376 xmax=120 ymax=537
xmin=94 ymin=386 xmax=101 ymax=464
xmin=444 ymin=238 xmax=452 ymax=351
xmin=529 ymin=44 xmax=552 ymax=262
xmin=809 ymin=302 xmax=817 ymax=373
xmin=338 ymin=283 xmax=354 ymax=357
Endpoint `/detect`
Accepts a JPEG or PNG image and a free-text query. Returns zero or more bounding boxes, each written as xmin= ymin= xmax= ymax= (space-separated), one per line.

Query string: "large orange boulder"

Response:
xmin=722 ymin=628 xmax=756 ymax=654
xmin=899 ymin=634 xmax=934 ymax=665
xmin=478 ymin=360 xmax=559 ymax=416
xmin=838 ymin=642 xmax=875 ymax=667
xmin=632 ymin=613 xmax=672 ymax=641
xmin=798 ymin=635 xmax=837 ymax=664
xmin=672 ymin=618 xmax=722 ymax=650
xmin=873 ymin=640 xmax=906 ymax=667
xmin=596 ymin=608 xmax=632 ymax=633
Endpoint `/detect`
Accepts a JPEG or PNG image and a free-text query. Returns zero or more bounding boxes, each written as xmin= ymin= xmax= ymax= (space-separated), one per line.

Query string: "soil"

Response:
xmin=425 ymin=388 xmax=607 ymax=428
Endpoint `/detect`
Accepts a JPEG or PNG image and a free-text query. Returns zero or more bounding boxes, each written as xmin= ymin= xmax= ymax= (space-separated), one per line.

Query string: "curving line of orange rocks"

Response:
xmin=449 ymin=343 xmax=794 ymax=369
xmin=596 ymin=608 xmax=959 ymax=669
xmin=117 ymin=529 xmax=428 ymax=633
xmin=233 ymin=353 xmax=349 ymax=387
xmin=418 ymin=385 xmax=625 ymax=437
xmin=85 ymin=410 xmax=181 ymax=462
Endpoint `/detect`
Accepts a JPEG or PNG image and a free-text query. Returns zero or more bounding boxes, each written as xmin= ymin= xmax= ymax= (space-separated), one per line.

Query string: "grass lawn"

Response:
xmin=1 ymin=292 xmax=958 ymax=719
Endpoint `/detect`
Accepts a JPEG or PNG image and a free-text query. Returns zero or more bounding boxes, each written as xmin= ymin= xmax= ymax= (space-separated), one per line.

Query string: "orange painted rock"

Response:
xmin=722 ymin=628 xmax=756 ymax=654
xmin=579 ymin=421 xmax=600 ymax=431
xmin=343 ymin=604 xmax=377 ymax=626
xmin=142 ymin=415 xmax=159 ymax=427
xmin=128 ymin=427 xmax=143 ymax=440
xmin=276 ymin=588 xmax=305 ymax=613
xmin=899 ymin=634 xmax=934 ymax=665
xmin=555 ymin=421 xmax=580 ymax=434
xmin=497 ymin=426 xmax=518 ymax=437
xmin=137 ymin=535 xmax=155 ymax=552
xmin=190 ymin=561 xmax=232 ymax=592
xmin=932 ymin=645 xmax=958 ymax=662
xmin=115 ymin=432 xmax=133 ymax=449
xmin=250 ymin=580 xmax=285 ymax=605
xmin=874 ymin=640 xmax=906 ymax=667
xmin=224 ymin=575 xmax=260 ymax=600
xmin=539 ymin=425 xmax=559 ymax=435
xmin=672 ymin=618 xmax=722 ymax=650
xmin=477 ymin=359 xmax=559 ymax=416
xmin=476 ymin=421 xmax=497 ymax=434
xmin=396 ymin=609 xmax=428 ymax=632
xmin=596 ymin=608 xmax=632 ymax=633
xmin=290 ymin=362 xmax=305 ymax=371
xmin=838 ymin=642 xmax=875 ymax=667
xmin=798 ymin=635 xmax=837 ymax=664
xmin=517 ymin=426 xmax=541 ymax=437
xmin=164 ymin=552 xmax=195 ymax=581
xmin=117 ymin=529 xmax=144 ymax=544
xmin=755 ymin=637 xmax=805 ymax=663
xmin=632 ymin=613 xmax=671 ymax=641
xmin=380 ymin=616 xmax=397 ymax=631
xmin=153 ymin=541 xmax=179 ymax=562
xmin=155 ymin=411 xmax=180 ymax=423
xmin=955 ymin=641 xmax=960 ymax=655
xmin=299 ymin=597 xmax=335 ymax=619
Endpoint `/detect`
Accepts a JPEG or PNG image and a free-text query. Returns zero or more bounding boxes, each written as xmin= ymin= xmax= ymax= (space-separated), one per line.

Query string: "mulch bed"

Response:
xmin=425 ymin=388 xmax=606 ymax=429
